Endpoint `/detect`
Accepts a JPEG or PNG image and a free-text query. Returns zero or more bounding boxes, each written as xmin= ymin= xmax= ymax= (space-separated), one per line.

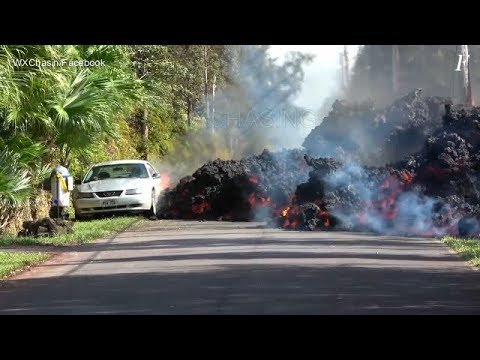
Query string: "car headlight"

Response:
xmin=77 ymin=192 xmax=94 ymax=198
xmin=125 ymin=188 xmax=144 ymax=195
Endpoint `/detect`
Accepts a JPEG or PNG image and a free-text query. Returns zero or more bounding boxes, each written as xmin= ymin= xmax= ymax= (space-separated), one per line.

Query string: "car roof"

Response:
xmin=91 ymin=160 xmax=151 ymax=167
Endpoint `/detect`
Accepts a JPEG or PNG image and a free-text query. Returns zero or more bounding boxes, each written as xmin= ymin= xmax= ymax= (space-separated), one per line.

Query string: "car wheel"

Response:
xmin=144 ymin=190 xmax=157 ymax=219
xmin=75 ymin=213 xmax=88 ymax=221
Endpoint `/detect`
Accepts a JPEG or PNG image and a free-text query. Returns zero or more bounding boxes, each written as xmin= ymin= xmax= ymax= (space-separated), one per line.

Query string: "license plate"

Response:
xmin=102 ymin=200 xmax=117 ymax=207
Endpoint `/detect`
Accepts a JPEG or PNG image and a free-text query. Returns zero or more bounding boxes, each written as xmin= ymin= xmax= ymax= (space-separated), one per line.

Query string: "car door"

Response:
xmin=146 ymin=163 xmax=162 ymax=199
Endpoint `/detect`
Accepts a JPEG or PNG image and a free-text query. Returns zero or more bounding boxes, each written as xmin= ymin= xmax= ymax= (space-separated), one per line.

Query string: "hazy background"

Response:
xmin=269 ymin=45 xmax=361 ymax=111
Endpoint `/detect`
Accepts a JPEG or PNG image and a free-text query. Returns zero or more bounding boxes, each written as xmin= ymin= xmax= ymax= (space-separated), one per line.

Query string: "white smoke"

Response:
xmin=152 ymin=45 xmax=317 ymax=183
xmin=324 ymin=161 xmax=461 ymax=236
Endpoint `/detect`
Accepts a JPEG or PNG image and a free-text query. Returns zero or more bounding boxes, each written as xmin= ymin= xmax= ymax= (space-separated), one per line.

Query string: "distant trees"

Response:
xmin=127 ymin=45 xmax=232 ymax=159
xmin=345 ymin=45 xmax=480 ymax=106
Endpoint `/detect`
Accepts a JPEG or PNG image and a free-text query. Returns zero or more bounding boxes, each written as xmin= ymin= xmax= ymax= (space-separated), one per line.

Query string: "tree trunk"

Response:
xmin=187 ymin=98 xmax=192 ymax=127
xmin=366 ymin=46 xmax=373 ymax=97
xmin=467 ymin=54 xmax=474 ymax=106
xmin=339 ymin=52 xmax=345 ymax=93
xmin=132 ymin=47 xmax=149 ymax=160
xmin=451 ymin=45 xmax=458 ymax=100
xmin=141 ymin=108 xmax=149 ymax=160
xmin=392 ymin=45 xmax=399 ymax=95
xmin=344 ymin=46 xmax=349 ymax=89
xmin=461 ymin=45 xmax=474 ymax=106
xmin=211 ymin=75 xmax=216 ymax=134
xmin=204 ymin=46 xmax=210 ymax=131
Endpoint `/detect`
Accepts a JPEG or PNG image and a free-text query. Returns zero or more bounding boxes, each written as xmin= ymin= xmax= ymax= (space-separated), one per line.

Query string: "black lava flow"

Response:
xmin=159 ymin=149 xmax=310 ymax=221
xmin=159 ymin=89 xmax=480 ymax=237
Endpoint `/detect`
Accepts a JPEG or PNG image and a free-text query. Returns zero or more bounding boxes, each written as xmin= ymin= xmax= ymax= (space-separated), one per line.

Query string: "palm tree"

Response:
xmin=0 ymin=45 xmax=143 ymax=232
xmin=49 ymin=67 xmax=142 ymax=166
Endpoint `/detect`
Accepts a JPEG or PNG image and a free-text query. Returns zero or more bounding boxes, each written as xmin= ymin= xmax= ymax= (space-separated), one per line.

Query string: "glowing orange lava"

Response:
xmin=192 ymin=201 xmax=210 ymax=214
xmin=160 ymin=171 xmax=173 ymax=189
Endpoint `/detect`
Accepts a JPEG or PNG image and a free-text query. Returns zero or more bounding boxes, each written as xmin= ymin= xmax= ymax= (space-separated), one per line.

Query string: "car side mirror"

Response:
xmin=152 ymin=173 xmax=161 ymax=179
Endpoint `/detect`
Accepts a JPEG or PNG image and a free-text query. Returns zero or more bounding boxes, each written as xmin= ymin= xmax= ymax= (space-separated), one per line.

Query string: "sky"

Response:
xmin=269 ymin=45 xmax=361 ymax=111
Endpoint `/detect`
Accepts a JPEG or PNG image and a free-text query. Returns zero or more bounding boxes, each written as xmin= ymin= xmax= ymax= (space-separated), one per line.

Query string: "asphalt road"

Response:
xmin=1 ymin=220 xmax=480 ymax=314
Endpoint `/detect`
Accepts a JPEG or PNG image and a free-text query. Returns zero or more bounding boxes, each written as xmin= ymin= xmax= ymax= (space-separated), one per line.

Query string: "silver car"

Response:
xmin=73 ymin=160 xmax=163 ymax=220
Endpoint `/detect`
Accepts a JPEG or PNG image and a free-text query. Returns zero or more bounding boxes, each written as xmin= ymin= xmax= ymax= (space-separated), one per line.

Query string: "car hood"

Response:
xmin=77 ymin=178 xmax=149 ymax=193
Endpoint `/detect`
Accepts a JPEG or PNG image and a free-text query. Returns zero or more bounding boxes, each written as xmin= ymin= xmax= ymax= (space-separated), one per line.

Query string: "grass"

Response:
xmin=0 ymin=216 xmax=144 ymax=247
xmin=0 ymin=252 xmax=50 ymax=279
xmin=442 ymin=236 xmax=480 ymax=267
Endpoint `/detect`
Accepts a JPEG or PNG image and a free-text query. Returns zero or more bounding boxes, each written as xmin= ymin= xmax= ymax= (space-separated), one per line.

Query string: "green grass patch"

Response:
xmin=0 ymin=252 xmax=50 ymax=279
xmin=442 ymin=236 xmax=480 ymax=267
xmin=0 ymin=216 xmax=144 ymax=247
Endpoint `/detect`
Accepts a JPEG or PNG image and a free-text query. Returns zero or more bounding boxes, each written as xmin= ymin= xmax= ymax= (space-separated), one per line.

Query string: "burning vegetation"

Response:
xmin=159 ymin=90 xmax=480 ymax=238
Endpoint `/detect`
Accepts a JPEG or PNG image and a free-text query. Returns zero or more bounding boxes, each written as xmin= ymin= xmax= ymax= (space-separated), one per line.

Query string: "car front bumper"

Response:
xmin=74 ymin=193 xmax=151 ymax=215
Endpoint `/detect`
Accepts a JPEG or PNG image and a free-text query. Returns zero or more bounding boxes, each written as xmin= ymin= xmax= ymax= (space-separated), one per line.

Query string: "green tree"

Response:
xmin=127 ymin=45 xmax=232 ymax=160
xmin=347 ymin=45 xmax=480 ymax=106
xmin=0 ymin=45 xmax=142 ymax=232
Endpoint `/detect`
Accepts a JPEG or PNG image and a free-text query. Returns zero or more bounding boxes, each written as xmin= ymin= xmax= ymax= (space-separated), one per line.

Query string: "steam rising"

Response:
xmin=157 ymin=45 xmax=480 ymax=239
xmin=155 ymin=46 xmax=315 ymax=182
xmin=324 ymin=161 xmax=459 ymax=236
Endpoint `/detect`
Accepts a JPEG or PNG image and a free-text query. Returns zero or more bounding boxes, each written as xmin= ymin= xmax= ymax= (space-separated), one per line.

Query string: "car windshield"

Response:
xmin=84 ymin=163 xmax=149 ymax=183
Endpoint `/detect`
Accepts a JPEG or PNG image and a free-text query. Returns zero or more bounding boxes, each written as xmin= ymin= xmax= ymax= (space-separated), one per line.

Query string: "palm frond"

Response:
xmin=0 ymin=148 xmax=32 ymax=207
